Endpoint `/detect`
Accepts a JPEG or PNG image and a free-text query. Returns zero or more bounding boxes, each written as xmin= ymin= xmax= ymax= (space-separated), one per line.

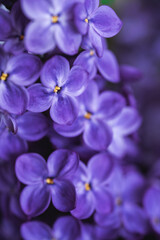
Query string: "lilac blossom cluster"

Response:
xmin=0 ymin=0 xmax=158 ymax=240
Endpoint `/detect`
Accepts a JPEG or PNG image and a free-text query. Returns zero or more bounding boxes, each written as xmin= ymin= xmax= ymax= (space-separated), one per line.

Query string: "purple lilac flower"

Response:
xmin=0 ymin=129 xmax=28 ymax=162
xmin=54 ymin=81 xmax=125 ymax=151
xmin=0 ymin=7 xmax=13 ymax=41
xmin=21 ymin=216 xmax=81 ymax=240
xmin=0 ymin=48 xmax=42 ymax=115
xmin=15 ymin=149 xmax=79 ymax=216
xmin=74 ymin=35 xmax=120 ymax=82
xmin=78 ymin=223 xmax=96 ymax=240
xmin=71 ymin=152 xmax=113 ymax=219
xmin=143 ymin=187 xmax=160 ymax=234
xmin=49 ymin=129 xmax=97 ymax=162
xmin=27 ymin=55 xmax=88 ymax=125
xmin=0 ymin=218 xmax=21 ymax=240
xmin=0 ymin=111 xmax=49 ymax=161
xmin=21 ymin=0 xmax=82 ymax=55
xmin=0 ymin=161 xmax=18 ymax=194
xmin=74 ymin=0 xmax=122 ymax=56
xmin=0 ymin=161 xmax=26 ymax=219
xmin=95 ymin=166 xmax=148 ymax=238
xmin=120 ymin=65 xmax=142 ymax=83
xmin=0 ymin=2 xmax=28 ymax=55
xmin=107 ymin=106 xmax=142 ymax=158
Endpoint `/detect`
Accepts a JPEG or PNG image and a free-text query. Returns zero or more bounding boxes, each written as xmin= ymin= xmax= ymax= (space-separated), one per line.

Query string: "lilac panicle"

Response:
xmin=15 ymin=149 xmax=79 ymax=217
xmin=0 ymin=1 xmax=148 ymax=239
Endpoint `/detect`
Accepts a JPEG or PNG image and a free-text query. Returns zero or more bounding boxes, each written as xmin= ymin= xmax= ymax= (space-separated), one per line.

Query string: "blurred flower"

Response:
xmin=71 ymin=152 xmax=113 ymax=219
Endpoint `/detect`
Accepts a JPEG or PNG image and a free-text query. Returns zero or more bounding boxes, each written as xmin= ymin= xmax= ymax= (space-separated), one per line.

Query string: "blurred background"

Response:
xmin=102 ymin=0 xmax=160 ymax=167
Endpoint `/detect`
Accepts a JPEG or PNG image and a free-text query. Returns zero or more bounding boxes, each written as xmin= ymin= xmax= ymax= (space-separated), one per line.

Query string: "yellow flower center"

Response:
xmin=90 ymin=50 xmax=94 ymax=56
xmin=154 ymin=217 xmax=160 ymax=225
xmin=54 ymin=86 xmax=61 ymax=93
xmin=19 ymin=35 xmax=24 ymax=40
xmin=116 ymin=197 xmax=123 ymax=206
xmin=85 ymin=183 xmax=91 ymax=191
xmin=46 ymin=178 xmax=54 ymax=185
xmin=0 ymin=73 xmax=8 ymax=81
xmin=85 ymin=18 xmax=89 ymax=23
xmin=52 ymin=16 xmax=58 ymax=23
xmin=84 ymin=112 xmax=92 ymax=120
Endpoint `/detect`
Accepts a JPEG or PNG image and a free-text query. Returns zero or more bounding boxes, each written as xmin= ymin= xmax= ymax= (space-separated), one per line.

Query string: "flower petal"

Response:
xmin=65 ymin=66 xmax=88 ymax=96
xmin=71 ymin=192 xmax=95 ymax=219
xmin=15 ymin=153 xmax=48 ymax=184
xmin=0 ymin=130 xmax=28 ymax=162
xmin=88 ymin=26 xmax=103 ymax=57
xmin=6 ymin=53 xmax=42 ymax=86
xmin=83 ymin=119 xmax=112 ymax=151
xmin=53 ymin=216 xmax=81 ymax=240
xmin=17 ymin=112 xmax=49 ymax=141
xmin=10 ymin=195 xmax=26 ymax=219
xmin=27 ymin=84 xmax=53 ymax=112
xmin=97 ymin=91 xmax=126 ymax=120
xmin=21 ymin=0 xmax=51 ymax=19
xmin=108 ymin=135 xmax=137 ymax=159
xmin=91 ymin=6 xmax=122 ymax=38
xmin=41 ymin=55 xmax=70 ymax=88
xmin=51 ymin=179 xmax=76 ymax=212
xmin=78 ymin=80 xmax=99 ymax=113
xmin=0 ymin=47 xmax=8 ymax=71
xmin=4 ymin=38 xmax=25 ymax=55
xmin=0 ymin=81 xmax=28 ymax=115
xmin=74 ymin=3 xmax=88 ymax=35
xmin=123 ymin=203 xmax=148 ymax=235
xmin=0 ymin=9 xmax=13 ymax=41
xmin=0 ymin=162 xmax=17 ymax=193
xmin=73 ymin=161 xmax=89 ymax=184
xmin=120 ymin=65 xmax=142 ymax=83
xmin=21 ymin=221 xmax=53 ymax=240
xmin=109 ymin=107 xmax=142 ymax=135
xmin=123 ymin=170 xmax=145 ymax=203
xmin=50 ymin=94 xmax=79 ymax=125
xmin=25 ymin=21 xmax=56 ymax=54
xmin=20 ymin=184 xmax=51 ymax=217
xmin=94 ymin=189 xmax=113 ymax=214
xmin=55 ymin=23 xmax=81 ymax=56
xmin=88 ymin=152 xmax=113 ymax=182
xmin=47 ymin=149 xmax=79 ymax=179
xmin=54 ymin=117 xmax=85 ymax=137
xmin=143 ymin=187 xmax=160 ymax=219
xmin=96 ymin=50 xmax=120 ymax=83
xmin=74 ymin=50 xmax=97 ymax=79
xmin=95 ymin=211 xmax=121 ymax=228
xmin=85 ymin=0 xmax=99 ymax=15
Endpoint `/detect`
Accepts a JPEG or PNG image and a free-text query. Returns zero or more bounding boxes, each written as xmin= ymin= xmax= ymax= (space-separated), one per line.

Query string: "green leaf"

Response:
xmin=100 ymin=0 xmax=115 ymax=6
